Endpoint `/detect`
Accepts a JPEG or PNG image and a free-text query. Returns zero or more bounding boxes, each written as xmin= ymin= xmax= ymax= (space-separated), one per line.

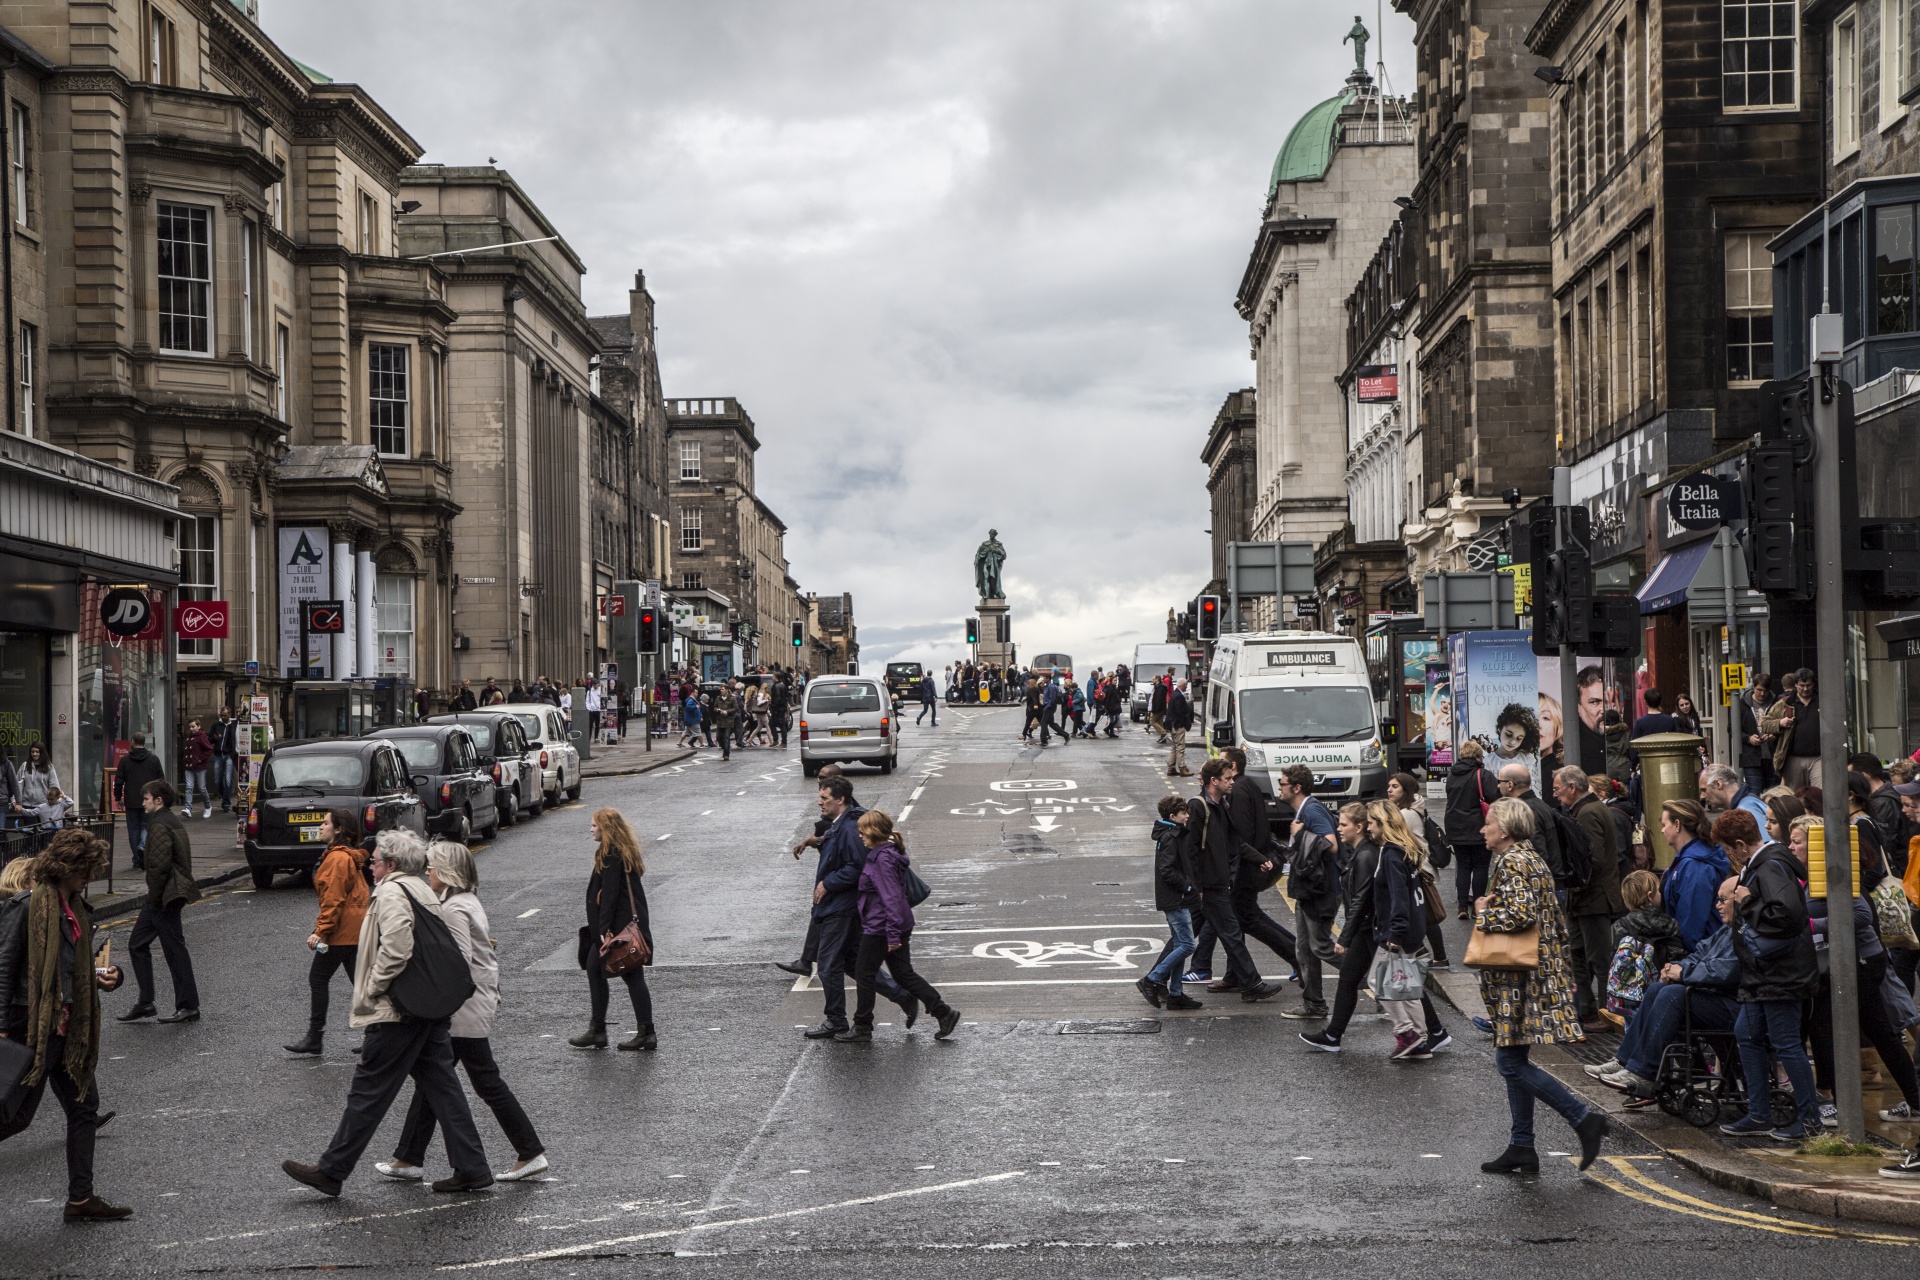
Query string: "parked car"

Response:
xmin=244 ymin=738 xmax=426 ymax=890
xmin=370 ymin=725 xmax=500 ymax=845
xmin=799 ymin=675 xmax=897 ymax=776
xmin=497 ymin=703 xmax=584 ymax=808
xmin=427 ymin=711 xmax=541 ymax=823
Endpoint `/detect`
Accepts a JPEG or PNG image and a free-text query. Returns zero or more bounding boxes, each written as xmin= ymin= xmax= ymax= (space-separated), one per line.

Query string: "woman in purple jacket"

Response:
xmin=839 ymin=810 xmax=962 ymax=1042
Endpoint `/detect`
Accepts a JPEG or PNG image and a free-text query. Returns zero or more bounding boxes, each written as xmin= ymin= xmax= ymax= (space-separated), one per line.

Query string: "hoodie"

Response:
xmin=1152 ymin=818 xmax=1200 ymax=912
xmin=1609 ymin=905 xmax=1686 ymax=968
xmin=1662 ymin=838 xmax=1733 ymax=952
xmin=114 ymin=746 xmax=165 ymax=805
xmin=312 ymin=841 xmax=371 ymax=946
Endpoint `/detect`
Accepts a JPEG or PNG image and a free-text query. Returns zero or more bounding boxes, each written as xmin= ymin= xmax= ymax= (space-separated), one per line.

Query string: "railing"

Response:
xmin=669 ymin=398 xmax=740 ymax=418
xmin=1337 ymin=118 xmax=1415 ymax=145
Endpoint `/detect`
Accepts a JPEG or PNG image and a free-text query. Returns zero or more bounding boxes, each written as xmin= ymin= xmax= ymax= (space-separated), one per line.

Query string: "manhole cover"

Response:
xmin=1058 ymin=1019 xmax=1161 ymax=1035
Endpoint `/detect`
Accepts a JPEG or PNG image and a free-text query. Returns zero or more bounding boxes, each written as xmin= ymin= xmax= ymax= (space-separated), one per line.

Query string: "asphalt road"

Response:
xmin=5 ymin=705 xmax=1916 ymax=1277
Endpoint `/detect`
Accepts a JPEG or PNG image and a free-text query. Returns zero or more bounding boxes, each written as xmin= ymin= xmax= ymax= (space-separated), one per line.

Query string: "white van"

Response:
xmin=1204 ymin=631 xmax=1386 ymax=817
xmin=1129 ymin=643 xmax=1190 ymax=722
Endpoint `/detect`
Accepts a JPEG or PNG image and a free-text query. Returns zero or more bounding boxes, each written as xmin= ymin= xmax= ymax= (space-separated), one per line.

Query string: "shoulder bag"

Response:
xmin=902 ymin=862 xmax=932 ymax=907
xmin=1463 ymin=923 xmax=1540 ymax=970
xmin=388 ymin=883 xmax=477 ymax=1021
xmin=601 ymin=870 xmax=653 ymax=975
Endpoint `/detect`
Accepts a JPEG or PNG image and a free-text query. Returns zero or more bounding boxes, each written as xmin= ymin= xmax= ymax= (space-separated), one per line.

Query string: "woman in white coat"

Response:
xmin=375 ymin=840 xmax=549 ymax=1182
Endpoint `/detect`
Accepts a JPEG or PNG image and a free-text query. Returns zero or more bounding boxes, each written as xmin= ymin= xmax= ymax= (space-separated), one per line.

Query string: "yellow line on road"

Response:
xmin=1586 ymin=1157 xmax=1918 ymax=1244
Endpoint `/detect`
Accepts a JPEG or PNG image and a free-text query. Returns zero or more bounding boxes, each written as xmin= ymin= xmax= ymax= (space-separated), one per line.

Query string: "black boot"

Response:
xmin=284 ymin=1028 xmax=324 ymax=1056
xmin=1575 ymin=1112 xmax=1609 ymax=1170
xmin=1480 ymin=1145 xmax=1540 ymax=1175
xmin=617 ymin=1023 xmax=658 ymax=1052
xmin=833 ymin=1022 xmax=873 ymax=1042
xmin=569 ymin=1023 xmax=608 ymax=1049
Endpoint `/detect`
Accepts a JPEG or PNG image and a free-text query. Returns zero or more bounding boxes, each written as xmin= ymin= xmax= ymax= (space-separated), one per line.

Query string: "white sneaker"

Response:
xmin=1584 ymin=1060 xmax=1621 ymax=1080
xmin=201 ymin=810 xmax=213 ymax=820
xmin=374 ymin=1161 xmax=424 ymax=1180
xmin=495 ymin=1153 xmax=550 ymax=1182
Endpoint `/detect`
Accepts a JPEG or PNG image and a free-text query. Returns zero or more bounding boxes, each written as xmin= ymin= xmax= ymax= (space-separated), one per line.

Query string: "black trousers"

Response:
xmin=1192 ymin=884 xmax=1297 ymax=972
xmin=130 ymin=899 xmax=200 ymax=1011
xmin=798 ymin=915 xmax=822 ymax=967
xmin=815 ymin=909 xmax=905 ymax=1027
xmin=1197 ymin=887 xmax=1262 ymax=988
xmin=1325 ymin=924 xmax=1445 ymax=1040
xmin=395 ymin=1035 xmax=544 ymax=1165
xmin=853 ymin=934 xmax=951 ymax=1025
xmin=1452 ymin=844 xmax=1491 ymax=911
xmin=307 ymin=944 xmax=358 ymax=1033
xmin=317 ymin=1017 xmax=488 ymax=1183
xmin=586 ymin=947 xmax=652 ymax=1026
xmin=1810 ymin=954 xmax=1920 ymax=1107
xmin=0 ymin=1018 xmax=96 ymax=1202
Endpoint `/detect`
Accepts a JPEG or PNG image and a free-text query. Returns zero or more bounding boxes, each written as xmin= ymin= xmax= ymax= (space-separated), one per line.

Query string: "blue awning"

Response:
xmin=1637 ymin=539 xmax=1715 ymax=615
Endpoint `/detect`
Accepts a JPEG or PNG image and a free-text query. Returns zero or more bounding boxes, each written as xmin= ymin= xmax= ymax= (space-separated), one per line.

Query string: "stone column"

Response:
xmin=356 ymin=548 xmax=377 ymax=678
xmin=330 ymin=528 xmax=354 ymax=677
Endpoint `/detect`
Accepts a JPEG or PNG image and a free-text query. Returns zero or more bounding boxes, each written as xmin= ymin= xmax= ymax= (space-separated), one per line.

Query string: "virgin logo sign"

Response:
xmin=174 ymin=601 xmax=231 ymax=639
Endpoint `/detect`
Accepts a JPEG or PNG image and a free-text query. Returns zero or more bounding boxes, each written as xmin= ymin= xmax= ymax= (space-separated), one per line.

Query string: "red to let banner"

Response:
xmin=175 ymin=600 xmax=231 ymax=639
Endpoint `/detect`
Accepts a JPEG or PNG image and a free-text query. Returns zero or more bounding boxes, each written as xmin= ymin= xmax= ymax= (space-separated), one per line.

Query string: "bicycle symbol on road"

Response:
xmin=971 ymin=937 xmax=1163 ymax=969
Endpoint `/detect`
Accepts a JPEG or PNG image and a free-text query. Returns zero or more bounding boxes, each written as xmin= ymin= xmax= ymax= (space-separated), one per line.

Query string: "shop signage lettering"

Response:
xmin=99 ymin=586 xmax=154 ymax=637
xmin=278 ymin=527 xmax=332 ymax=679
xmin=1666 ymin=476 xmax=1730 ymax=531
xmin=174 ymin=600 xmax=230 ymax=639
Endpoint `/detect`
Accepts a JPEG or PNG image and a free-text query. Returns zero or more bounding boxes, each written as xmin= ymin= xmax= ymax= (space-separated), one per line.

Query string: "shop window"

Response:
xmin=376 ymin=573 xmax=413 ymax=677
xmin=369 ymin=342 xmax=409 ymax=456
xmin=178 ymin=514 xmax=218 ymax=659
xmin=1726 ymin=231 xmax=1777 ymax=384
xmin=1723 ymin=0 xmax=1800 ymax=110
xmin=157 ymin=202 xmax=212 ymax=355
xmin=0 ymin=631 xmax=50 ymax=761
xmin=79 ymin=581 xmax=170 ymax=815
xmin=1875 ymin=203 xmax=1916 ymax=334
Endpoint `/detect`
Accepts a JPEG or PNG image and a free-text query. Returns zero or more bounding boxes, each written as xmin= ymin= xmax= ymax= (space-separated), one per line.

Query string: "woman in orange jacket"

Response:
xmin=284 ymin=808 xmax=370 ymax=1056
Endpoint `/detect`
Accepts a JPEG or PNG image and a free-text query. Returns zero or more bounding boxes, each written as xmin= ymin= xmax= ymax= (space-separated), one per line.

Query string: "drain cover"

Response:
xmin=1058 ymin=1019 xmax=1161 ymax=1035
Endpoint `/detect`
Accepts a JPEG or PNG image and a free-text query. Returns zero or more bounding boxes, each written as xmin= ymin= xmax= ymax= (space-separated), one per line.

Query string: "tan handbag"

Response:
xmin=599 ymin=870 xmax=653 ymax=976
xmin=1463 ymin=923 xmax=1540 ymax=971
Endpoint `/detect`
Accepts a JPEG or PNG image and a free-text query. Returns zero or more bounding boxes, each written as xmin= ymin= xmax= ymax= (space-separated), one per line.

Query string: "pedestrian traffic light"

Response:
xmin=1196 ymin=595 xmax=1220 ymax=641
xmin=637 ymin=607 xmax=661 ymax=654
xmin=965 ymin=618 xmax=978 ymax=645
xmin=791 ymin=619 xmax=804 ymax=648
xmin=1530 ymin=504 xmax=1592 ymax=655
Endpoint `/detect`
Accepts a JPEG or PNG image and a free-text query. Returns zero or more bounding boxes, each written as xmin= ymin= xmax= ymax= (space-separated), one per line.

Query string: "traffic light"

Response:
xmin=1743 ymin=380 xmax=1815 ymax=601
xmin=791 ymin=619 xmax=805 ymax=648
xmin=1531 ymin=504 xmax=1592 ymax=655
xmin=965 ymin=618 xmax=978 ymax=645
xmin=1586 ymin=595 xmax=1639 ymax=658
xmin=1196 ymin=595 xmax=1220 ymax=641
xmin=637 ymin=606 xmax=661 ymax=654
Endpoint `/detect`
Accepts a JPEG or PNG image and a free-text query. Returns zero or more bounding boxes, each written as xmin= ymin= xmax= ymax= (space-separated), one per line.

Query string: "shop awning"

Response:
xmin=1637 ymin=539 xmax=1714 ymax=614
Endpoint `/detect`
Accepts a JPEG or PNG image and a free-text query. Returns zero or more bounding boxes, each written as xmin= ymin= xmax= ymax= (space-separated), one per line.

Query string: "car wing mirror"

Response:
xmin=1211 ymin=723 xmax=1234 ymax=748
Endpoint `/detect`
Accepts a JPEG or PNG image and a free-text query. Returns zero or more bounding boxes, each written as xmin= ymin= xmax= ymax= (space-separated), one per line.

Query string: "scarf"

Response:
xmin=23 ymin=884 xmax=97 ymax=1093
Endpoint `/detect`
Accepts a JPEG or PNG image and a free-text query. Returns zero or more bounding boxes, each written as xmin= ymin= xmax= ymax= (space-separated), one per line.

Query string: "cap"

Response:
xmin=1895 ymin=782 xmax=1920 ymax=798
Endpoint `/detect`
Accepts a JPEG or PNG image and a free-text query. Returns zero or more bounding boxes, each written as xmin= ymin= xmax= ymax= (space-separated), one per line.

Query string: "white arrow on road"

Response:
xmin=1030 ymin=815 xmax=1062 ymax=834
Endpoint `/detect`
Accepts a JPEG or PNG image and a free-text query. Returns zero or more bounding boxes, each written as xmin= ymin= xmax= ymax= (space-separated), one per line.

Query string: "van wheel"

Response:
xmin=453 ymin=810 xmax=472 ymax=846
xmin=250 ymin=866 xmax=274 ymax=891
xmin=566 ymin=777 xmax=582 ymax=801
xmin=547 ymin=787 xmax=563 ymax=810
xmin=802 ymin=761 xmax=820 ymax=778
xmin=880 ymin=755 xmax=894 ymax=775
xmin=522 ymin=785 xmax=543 ymax=818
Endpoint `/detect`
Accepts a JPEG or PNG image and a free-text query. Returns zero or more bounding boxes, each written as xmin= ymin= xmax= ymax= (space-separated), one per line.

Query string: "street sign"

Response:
xmin=249 ymin=695 xmax=271 ymax=723
xmin=601 ymin=595 xmax=626 ymax=616
xmin=305 ymin=600 xmax=346 ymax=633
xmin=1228 ymin=541 xmax=1316 ymax=597
xmin=1667 ymin=475 xmax=1732 ymax=530
xmin=174 ymin=600 xmax=230 ymax=639
xmin=99 ymin=585 xmax=154 ymax=637
xmin=1421 ymin=572 xmax=1520 ymax=632
xmin=244 ymin=659 xmax=260 ymax=677
xmin=1721 ymin=663 xmax=1750 ymax=693
xmin=1504 ymin=563 xmax=1533 ymax=611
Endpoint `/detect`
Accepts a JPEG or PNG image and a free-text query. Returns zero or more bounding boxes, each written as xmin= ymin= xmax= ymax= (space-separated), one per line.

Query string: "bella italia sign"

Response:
xmin=1666 ymin=475 xmax=1736 ymax=532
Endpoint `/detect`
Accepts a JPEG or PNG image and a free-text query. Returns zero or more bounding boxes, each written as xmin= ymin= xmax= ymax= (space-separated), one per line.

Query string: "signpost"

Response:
xmin=1226 ymin=541 xmax=1315 ymax=632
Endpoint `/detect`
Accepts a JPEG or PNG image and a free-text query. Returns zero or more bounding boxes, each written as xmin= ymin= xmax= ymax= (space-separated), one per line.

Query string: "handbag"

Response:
xmin=0 ymin=1033 xmax=33 ymax=1127
xmin=388 ymin=885 xmax=477 ymax=1021
xmin=1417 ymin=866 xmax=1447 ymax=927
xmin=903 ymin=863 xmax=932 ymax=908
xmin=600 ymin=869 xmax=653 ymax=976
xmin=1876 ymin=877 xmax=1920 ymax=949
xmin=1371 ymin=947 xmax=1429 ymax=1001
xmin=1462 ymin=923 xmax=1540 ymax=971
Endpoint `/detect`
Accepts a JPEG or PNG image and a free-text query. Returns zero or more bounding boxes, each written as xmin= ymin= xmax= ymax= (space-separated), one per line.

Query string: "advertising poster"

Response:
xmin=278 ymin=527 xmax=331 ymax=678
xmin=1423 ymin=663 xmax=1453 ymax=766
xmin=1449 ymin=630 xmax=1542 ymax=790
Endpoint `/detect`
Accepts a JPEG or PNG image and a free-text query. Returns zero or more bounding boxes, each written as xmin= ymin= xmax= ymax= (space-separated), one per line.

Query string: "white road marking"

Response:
xmin=657 ymin=834 xmax=672 ymax=841
xmin=909 ymin=786 xmax=925 ymax=801
xmin=156 ymin=1201 xmax=481 ymax=1249
xmin=438 ymin=1171 xmax=1028 ymax=1270
xmin=898 ymin=805 xmax=914 ymax=821
xmin=1031 ymin=815 xmax=1061 ymax=833
xmin=701 ymin=810 xmax=714 ymax=816
xmin=517 ymin=908 xmax=540 ymax=919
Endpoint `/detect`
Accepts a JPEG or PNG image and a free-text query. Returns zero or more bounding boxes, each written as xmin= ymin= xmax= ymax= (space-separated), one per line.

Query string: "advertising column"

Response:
xmin=278 ymin=527 xmax=331 ymax=678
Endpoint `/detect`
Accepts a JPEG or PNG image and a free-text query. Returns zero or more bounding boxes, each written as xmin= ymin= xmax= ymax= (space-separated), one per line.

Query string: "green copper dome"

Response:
xmin=1268 ymin=90 xmax=1353 ymax=195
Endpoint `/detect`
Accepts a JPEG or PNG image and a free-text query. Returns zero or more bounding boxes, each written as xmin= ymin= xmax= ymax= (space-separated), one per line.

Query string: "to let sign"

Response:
xmin=1667 ymin=476 xmax=1730 ymax=531
xmin=174 ymin=600 xmax=230 ymax=639
xmin=1355 ymin=364 xmax=1399 ymax=403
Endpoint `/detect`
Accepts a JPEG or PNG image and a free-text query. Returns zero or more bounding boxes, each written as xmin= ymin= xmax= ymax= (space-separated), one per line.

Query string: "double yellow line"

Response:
xmin=1585 ymin=1156 xmax=1919 ymax=1244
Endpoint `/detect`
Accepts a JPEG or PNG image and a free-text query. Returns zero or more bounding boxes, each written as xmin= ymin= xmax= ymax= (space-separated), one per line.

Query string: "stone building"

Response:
xmin=8 ymin=0 xmax=459 ymax=733
xmin=1237 ymin=65 xmax=1415 ymax=570
xmin=396 ymin=165 xmax=599 ymax=688
xmin=1395 ymin=0 xmax=1558 ymax=585
xmin=808 ymin=591 xmax=858 ymax=676
xmin=588 ymin=272 xmax=672 ymax=590
xmin=1199 ymin=387 xmax=1256 ymax=623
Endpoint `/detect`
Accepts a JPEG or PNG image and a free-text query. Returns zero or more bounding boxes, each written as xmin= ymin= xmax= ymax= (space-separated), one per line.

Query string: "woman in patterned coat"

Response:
xmin=1474 ymin=796 xmax=1608 ymax=1175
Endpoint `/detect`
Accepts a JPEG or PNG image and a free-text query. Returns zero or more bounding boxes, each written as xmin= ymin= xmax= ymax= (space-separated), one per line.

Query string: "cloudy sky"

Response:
xmin=269 ymin=0 xmax=1415 ymax=673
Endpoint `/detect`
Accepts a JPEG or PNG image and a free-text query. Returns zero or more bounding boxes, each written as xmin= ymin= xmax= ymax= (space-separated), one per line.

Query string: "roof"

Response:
xmin=589 ymin=314 xmax=634 ymax=352
xmin=276 ymin=444 xmax=389 ymax=496
xmin=1269 ymin=91 xmax=1353 ymax=194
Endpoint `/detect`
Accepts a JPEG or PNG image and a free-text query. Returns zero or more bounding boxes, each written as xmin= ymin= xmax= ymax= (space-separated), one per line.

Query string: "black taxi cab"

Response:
xmin=244 ymin=738 xmax=427 ymax=889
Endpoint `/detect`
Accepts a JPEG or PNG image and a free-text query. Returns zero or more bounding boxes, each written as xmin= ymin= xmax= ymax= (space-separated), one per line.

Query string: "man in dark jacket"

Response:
xmin=119 ymin=780 xmax=201 ymax=1023
xmin=1197 ymin=751 xmax=1296 ymax=995
xmin=1555 ymin=765 xmax=1625 ymax=1031
xmin=1851 ymin=753 xmax=1911 ymax=871
xmin=211 ymin=706 xmax=240 ymax=813
xmin=1444 ymin=743 xmax=1499 ymax=916
xmin=113 ymin=734 xmax=166 ymax=859
xmin=1282 ymin=805 xmax=1342 ymax=1020
xmin=1165 ymin=680 xmax=1194 ymax=777
xmin=1185 ymin=760 xmax=1281 ymax=1003
xmin=1149 ymin=677 xmax=1170 ymax=744
xmin=1722 ymin=835 xmax=1820 ymax=1138
xmin=1500 ymin=763 xmax=1565 ymax=885
xmin=803 ymin=776 xmax=910 ymax=1037
xmin=916 ymin=675 xmax=938 ymax=727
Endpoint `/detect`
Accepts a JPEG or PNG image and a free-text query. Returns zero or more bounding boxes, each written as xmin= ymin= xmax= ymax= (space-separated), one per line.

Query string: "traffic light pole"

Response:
xmin=1812 ymin=358 xmax=1864 ymax=1142
xmin=1552 ymin=467 xmax=1582 ymax=775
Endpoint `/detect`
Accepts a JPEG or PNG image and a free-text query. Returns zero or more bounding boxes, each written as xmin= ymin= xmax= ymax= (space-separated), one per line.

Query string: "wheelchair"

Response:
xmin=1652 ymin=986 xmax=1797 ymax=1129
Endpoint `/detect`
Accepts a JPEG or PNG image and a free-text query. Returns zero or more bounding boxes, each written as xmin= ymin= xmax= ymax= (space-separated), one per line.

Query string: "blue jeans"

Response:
xmin=1146 ymin=909 xmax=1195 ymax=995
xmin=213 ymin=755 xmax=236 ymax=808
xmin=183 ymin=769 xmax=210 ymax=812
xmin=1736 ymin=999 xmax=1818 ymax=1125
xmin=1616 ymin=982 xmax=1738 ymax=1079
xmin=1494 ymin=1044 xmax=1591 ymax=1149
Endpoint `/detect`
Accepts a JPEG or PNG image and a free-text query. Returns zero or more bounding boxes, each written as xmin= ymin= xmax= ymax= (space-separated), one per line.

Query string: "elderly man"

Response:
xmin=283 ymin=831 xmax=492 ymax=1195
xmin=1699 ymin=762 xmax=1769 ymax=829
xmin=1498 ymin=763 xmax=1564 ymax=886
xmin=1554 ymin=766 xmax=1624 ymax=1033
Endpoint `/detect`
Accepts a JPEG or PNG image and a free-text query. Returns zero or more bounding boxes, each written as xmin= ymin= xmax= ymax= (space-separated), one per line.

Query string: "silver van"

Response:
xmin=799 ymin=676 xmax=898 ymax=776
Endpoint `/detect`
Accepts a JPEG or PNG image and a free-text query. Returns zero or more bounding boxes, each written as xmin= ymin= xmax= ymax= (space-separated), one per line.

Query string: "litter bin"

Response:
xmin=1634 ymin=731 xmax=1704 ymax=869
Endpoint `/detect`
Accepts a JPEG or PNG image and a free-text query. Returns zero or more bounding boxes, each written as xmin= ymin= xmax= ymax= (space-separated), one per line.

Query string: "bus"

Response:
xmin=1030 ymin=652 xmax=1074 ymax=680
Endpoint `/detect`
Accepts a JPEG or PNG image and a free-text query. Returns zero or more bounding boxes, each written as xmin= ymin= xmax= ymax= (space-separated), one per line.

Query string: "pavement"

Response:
xmin=5 ymin=706 xmax=1919 ymax=1276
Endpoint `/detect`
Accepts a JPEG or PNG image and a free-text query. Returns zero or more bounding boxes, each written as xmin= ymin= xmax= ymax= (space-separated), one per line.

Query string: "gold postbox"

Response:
xmin=1633 ymin=731 xmax=1705 ymax=869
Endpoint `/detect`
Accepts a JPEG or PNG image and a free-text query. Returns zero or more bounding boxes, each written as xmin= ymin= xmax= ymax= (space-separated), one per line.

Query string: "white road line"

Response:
xmin=897 ymin=805 xmax=914 ymax=821
xmin=909 ymin=786 xmax=926 ymax=801
xmin=795 ymin=977 xmax=1176 ymax=989
xmin=516 ymin=908 xmax=540 ymax=919
xmin=657 ymin=833 xmax=672 ymax=841
xmin=437 ymin=1171 xmax=1028 ymax=1270
xmin=156 ymin=1201 xmax=480 ymax=1249
xmin=915 ymin=924 xmax=1165 ymax=935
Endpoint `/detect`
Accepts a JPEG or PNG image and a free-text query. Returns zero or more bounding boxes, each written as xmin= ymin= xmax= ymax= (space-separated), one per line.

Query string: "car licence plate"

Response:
xmin=298 ymin=826 xmax=325 ymax=842
xmin=830 ymin=728 xmax=858 ymax=737
xmin=290 ymin=811 xmax=325 ymax=824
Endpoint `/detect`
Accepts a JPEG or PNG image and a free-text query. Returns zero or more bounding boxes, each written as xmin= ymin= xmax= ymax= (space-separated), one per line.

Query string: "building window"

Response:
xmin=1610 ymin=29 xmax=1627 ymax=158
xmin=679 ymin=440 xmax=701 ymax=480
xmin=1875 ymin=204 xmax=1916 ymax=334
xmin=1883 ymin=0 xmax=1910 ymax=124
xmin=1835 ymin=9 xmax=1864 ymax=154
xmin=178 ymin=514 xmax=218 ymax=659
xmin=146 ymin=5 xmax=179 ymax=85
xmin=240 ymin=221 xmax=255 ymax=360
xmin=271 ymin=158 xmax=286 ymax=233
xmin=680 ymin=507 xmax=702 ymax=551
xmin=376 ymin=573 xmax=414 ymax=677
xmin=9 ymin=101 xmax=29 ymax=229
xmin=1723 ymin=0 xmax=1800 ymax=110
xmin=276 ymin=323 xmax=290 ymax=421
xmin=157 ymin=202 xmax=212 ymax=354
xmin=17 ymin=321 xmax=32 ymax=436
xmin=358 ymin=191 xmax=378 ymax=255
xmin=369 ymin=342 xmax=409 ymax=456
xmin=1726 ymin=231 xmax=1776 ymax=383
xmin=681 ymin=572 xmax=702 ymax=590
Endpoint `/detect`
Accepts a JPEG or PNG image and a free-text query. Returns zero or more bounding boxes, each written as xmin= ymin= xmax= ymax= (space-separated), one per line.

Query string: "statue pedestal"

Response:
xmin=974 ymin=598 xmax=1012 ymax=668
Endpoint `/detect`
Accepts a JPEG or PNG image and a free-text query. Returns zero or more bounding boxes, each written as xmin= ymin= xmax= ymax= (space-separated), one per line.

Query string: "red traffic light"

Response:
xmin=1200 ymin=599 xmax=1216 ymax=615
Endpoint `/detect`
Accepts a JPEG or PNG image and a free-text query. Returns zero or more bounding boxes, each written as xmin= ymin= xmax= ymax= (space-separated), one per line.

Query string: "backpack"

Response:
xmin=1422 ymin=815 xmax=1453 ymax=870
xmin=1415 ymin=865 xmax=1447 ymax=927
xmin=1605 ymin=937 xmax=1657 ymax=1010
xmin=1549 ymin=806 xmax=1595 ymax=889
xmin=386 ymin=883 xmax=477 ymax=1022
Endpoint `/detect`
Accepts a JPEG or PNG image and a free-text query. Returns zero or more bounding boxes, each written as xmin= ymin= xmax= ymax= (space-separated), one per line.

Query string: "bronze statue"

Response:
xmin=973 ymin=529 xmax=1006 ymax=600
xmin=1345 ymin=15 xmax=1369 ymax=74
